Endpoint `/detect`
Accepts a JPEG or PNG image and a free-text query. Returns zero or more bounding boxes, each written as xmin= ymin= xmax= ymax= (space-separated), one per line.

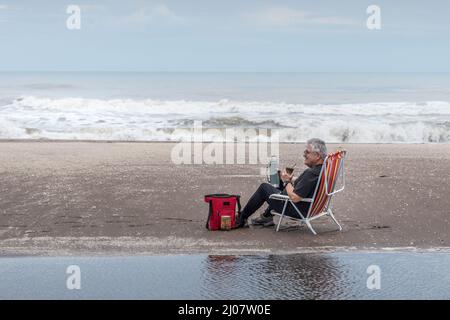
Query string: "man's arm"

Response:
xmin=280 ymin=170 xmax=302 ymax=202
xmin=285 ymin=182 xmax=302 ymax=203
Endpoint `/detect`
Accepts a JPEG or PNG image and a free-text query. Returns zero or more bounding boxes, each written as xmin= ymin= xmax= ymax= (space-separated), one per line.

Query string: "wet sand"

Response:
xmin=0 ymin=141 xmax=449 ymax=256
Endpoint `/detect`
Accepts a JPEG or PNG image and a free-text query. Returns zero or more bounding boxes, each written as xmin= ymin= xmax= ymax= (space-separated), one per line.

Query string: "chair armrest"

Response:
xmin=269 ymin=194 xmax=289 ymax=200
xmin=269 ymin=194 xmax=313 ymax=203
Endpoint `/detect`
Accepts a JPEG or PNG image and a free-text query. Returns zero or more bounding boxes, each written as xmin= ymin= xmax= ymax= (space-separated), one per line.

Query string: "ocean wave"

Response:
xmin=6 ymin=96 xmax=450 ymax=116
xmin=1 ymin=96 xmax=450 ymax=143
xmin=176 ymin=117 xmax=289 ymax=128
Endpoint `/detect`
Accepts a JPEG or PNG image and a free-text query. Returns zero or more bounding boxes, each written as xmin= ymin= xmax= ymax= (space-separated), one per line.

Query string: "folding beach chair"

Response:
xmin=269 ymin=150 xmax=347 ymax=235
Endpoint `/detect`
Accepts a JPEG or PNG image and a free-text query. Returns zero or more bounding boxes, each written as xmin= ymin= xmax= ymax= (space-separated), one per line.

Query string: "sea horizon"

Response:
xmin=1 ymin=71 xmax=450 ymax=143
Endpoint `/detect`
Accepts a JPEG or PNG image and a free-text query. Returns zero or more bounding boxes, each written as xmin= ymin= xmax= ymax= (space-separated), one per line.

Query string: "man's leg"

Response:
xmin=251 ymin=198 xmax=289 ymax=227
xmin=254 ymin=199 xmax=303 ymax=227
xmin=236 ymin=183 xmax=280 ymax=227
xmin=261 ymin=182 xmax=286 ymax=217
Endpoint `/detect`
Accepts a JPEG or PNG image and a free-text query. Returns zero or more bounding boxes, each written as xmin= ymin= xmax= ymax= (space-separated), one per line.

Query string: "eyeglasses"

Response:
xmin=304 ymin=149 xmax=317 ymax=156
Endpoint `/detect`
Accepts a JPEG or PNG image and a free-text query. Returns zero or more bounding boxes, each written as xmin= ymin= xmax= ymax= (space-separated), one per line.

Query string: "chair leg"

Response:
xmin=305 ymin=220 xmax=317 ymax=235
xmin=328 ymin=209 xmax=342 ymax=231
xmin=276 ymin=200 xmax=288 ymax=232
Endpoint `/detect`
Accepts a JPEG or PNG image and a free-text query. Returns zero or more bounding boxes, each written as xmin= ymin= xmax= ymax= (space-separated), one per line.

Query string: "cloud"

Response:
xmin=121 ymin=4 xmax=183 ymax=26
xmin=0 ymin=4 xmax=7 ymax=22
xmin=246 ymin=6 xmax=358 ymax=28
xmin=79 ymin=4 xmax=107 ymax=12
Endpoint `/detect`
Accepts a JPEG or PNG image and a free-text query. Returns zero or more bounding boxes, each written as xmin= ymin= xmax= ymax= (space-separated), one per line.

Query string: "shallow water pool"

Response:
xmin=0 ymin=252 xmax=449 ymax=299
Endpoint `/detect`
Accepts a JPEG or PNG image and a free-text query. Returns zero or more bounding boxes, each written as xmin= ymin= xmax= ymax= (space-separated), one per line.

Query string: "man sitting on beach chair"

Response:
xmin=235 ymin=138 xmax=327 ymax=228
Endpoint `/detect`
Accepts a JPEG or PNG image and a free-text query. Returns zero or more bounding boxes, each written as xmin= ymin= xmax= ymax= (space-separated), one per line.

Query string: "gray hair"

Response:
xmin=306 ymin=138 xmax=327 ymax=160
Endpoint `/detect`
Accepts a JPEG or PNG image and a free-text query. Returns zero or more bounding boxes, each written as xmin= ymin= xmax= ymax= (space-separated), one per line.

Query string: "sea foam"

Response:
xmin=1 ymin=96 xmax=450 ymax=142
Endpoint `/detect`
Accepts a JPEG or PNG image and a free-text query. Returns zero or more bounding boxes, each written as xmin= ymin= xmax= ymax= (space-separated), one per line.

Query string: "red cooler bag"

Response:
xmin=204 ymin=194 xmax=241 ymax=230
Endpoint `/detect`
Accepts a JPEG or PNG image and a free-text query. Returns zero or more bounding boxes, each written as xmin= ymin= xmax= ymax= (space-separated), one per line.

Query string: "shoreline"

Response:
xmin=1 ymin=142 xmax=449 ymax=257
xmin=0 ymin=139 xmax=444 ymax=144
xmin=2 ymin=235 xmax=450 ymax=257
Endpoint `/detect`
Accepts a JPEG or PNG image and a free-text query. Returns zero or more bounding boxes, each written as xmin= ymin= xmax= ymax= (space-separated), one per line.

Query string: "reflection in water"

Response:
xmin=200 ymin=253 xmax=450 ymax=299
xmin=201 ymin=254 xmax=346 ymax=299
xmin=0 ymin=252 xmax=449 ymax=299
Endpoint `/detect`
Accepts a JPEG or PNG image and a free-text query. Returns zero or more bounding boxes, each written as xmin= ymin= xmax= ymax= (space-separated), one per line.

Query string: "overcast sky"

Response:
xmin=0 ymin=0 xmax=449 ymax=72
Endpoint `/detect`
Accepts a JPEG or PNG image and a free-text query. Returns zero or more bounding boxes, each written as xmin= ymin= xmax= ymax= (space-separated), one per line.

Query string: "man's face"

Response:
xmin=303 ymin=144 xmax=321 ymax=168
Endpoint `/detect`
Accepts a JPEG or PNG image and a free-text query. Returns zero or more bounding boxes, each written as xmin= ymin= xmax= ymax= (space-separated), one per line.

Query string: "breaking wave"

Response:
xmin=1 ymin=96 xmax=450 ymax=142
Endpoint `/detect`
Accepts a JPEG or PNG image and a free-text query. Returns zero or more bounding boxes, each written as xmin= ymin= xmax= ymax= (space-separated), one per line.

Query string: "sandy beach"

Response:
xmin=0 ymin=141 xmax=449 ymax=256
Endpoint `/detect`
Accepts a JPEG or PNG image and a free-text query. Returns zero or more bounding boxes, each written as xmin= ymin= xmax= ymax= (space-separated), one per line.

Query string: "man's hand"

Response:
xmin=285 ymin=181 xmax=302 ymax=203
xmin=280 ymin=169 xmax=294 ymax=183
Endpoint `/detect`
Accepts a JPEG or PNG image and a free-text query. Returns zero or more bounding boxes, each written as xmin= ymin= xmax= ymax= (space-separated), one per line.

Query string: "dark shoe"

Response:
xmin=234 ymin=218 xmax=248 ymax=229
xmin=263 ymin=218 xmax=275 ymax=227
xmin=251 ymin=214 xmax=274 ymax=226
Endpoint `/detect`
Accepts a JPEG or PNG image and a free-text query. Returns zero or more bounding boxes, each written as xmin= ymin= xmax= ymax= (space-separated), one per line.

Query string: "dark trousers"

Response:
xmin=240 ymin=183 xmax=302 ymax=221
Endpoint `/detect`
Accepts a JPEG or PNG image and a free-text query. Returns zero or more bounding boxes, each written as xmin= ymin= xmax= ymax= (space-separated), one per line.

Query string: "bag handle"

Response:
xmin=205 ymin=193 xmax=233 ymax=198
xmin=236 ymin=195 xmax=241 ymax=215
xmin=205 ymin=200 xmax=213 ymax=229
